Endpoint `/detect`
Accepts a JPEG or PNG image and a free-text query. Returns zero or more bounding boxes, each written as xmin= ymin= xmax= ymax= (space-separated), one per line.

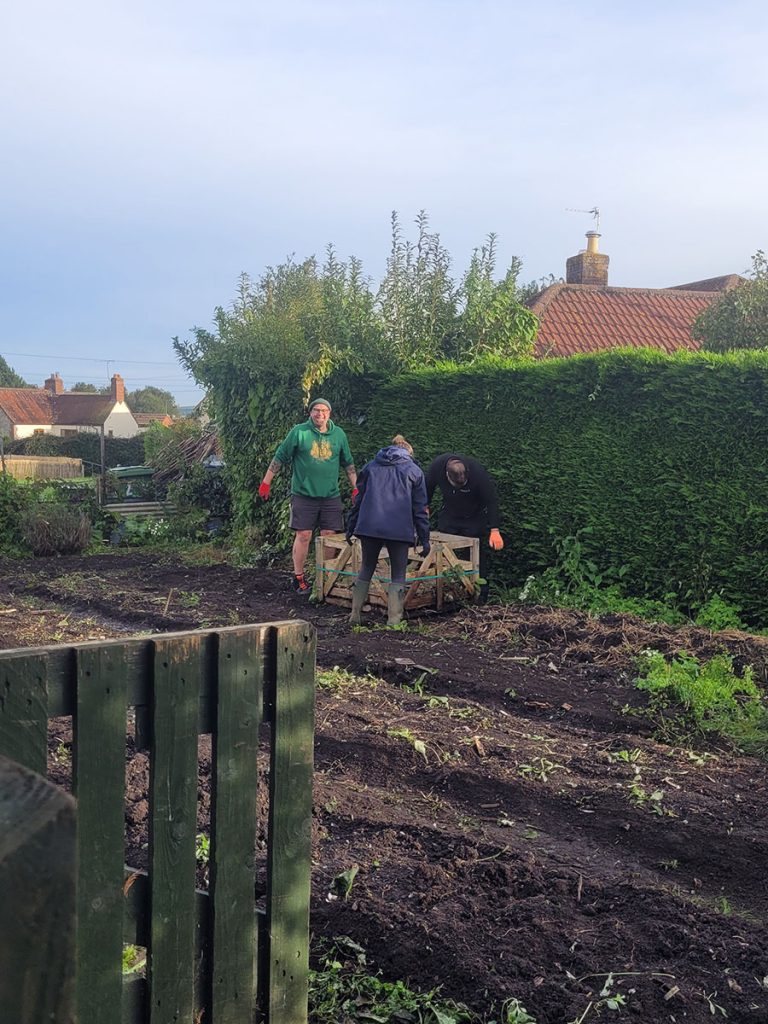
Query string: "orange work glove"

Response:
xmin=489 ymin=528 xmax=504 ymax=551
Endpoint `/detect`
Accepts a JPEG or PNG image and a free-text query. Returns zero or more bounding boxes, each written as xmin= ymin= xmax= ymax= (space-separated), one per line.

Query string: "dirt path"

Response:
xmin=1 ymin=551 xmax=767 ymax=1023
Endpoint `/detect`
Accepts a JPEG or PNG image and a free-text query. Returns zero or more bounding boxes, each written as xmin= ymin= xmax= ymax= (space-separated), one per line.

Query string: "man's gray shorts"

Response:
xmin=289 ymin=494 xmax=344 ymax=532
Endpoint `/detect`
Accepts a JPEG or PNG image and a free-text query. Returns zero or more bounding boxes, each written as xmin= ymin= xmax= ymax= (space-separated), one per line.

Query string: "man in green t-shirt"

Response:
xmin=259 ymin=398 xmax=357 ymax=593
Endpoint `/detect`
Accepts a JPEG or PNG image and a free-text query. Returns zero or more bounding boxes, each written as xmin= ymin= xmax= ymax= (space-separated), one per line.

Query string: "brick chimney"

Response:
xmin=566 ymin=231 xmax=609 ymax=286
xmin=110 ymin=373 xmax=125 ymax=403
xmin=44 ymin=372 xmax=64 ymax=395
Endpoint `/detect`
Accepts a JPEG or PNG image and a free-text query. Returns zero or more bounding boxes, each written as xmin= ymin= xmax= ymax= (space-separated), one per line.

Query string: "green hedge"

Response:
xmin=347 ymin=349 xmax=768 ymax=623
xmin=6 ymin=432 xmax=145 ymax=471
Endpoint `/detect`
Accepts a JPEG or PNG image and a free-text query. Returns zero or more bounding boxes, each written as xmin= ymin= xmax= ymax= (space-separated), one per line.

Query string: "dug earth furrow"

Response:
xmin=1 ymin=552 xmax=767 ymax=1023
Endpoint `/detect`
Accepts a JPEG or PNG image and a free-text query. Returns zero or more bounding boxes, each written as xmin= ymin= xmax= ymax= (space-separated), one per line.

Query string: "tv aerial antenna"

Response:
xmin=566 ymin=206 xmax=601 ymax=232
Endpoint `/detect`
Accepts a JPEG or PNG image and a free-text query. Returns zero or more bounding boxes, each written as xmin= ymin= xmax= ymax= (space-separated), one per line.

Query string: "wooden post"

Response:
xmin=100 ymin=426 xmax=106 ymax=501
xmin=0 ymin=755 xmax=77 ymax=1024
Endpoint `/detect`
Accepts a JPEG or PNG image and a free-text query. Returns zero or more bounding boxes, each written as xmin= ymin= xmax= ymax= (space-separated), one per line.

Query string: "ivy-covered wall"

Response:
xmin=347 ymin=349 xmax=768 ymax=622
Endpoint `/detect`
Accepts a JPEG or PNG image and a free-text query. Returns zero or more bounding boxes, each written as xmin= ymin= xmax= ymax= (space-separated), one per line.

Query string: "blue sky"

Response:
xmin=2 ymin=0 xmax=767 ymax=403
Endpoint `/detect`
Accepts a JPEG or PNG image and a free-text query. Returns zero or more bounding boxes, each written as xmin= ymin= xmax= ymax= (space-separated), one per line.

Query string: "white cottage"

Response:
xmin=0 ymin=373 xmax=140 ymax=440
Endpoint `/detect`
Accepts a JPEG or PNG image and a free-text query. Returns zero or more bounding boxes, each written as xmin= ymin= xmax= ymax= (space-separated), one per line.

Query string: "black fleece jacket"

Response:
xmin=424 ymin=453 xmax=500 ymax=530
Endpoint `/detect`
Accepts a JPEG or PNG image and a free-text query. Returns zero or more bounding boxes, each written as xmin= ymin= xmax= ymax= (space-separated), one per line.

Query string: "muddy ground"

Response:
xmin=1 ymin=550 xmax=767 ymax=1024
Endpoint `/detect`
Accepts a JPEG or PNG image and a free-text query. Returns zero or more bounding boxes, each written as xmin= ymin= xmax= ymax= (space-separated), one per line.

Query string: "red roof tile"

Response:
xmin=0 ymin=388 xmax=53 ymax=424
xmin=0 ymin=388 xmax=119 ymax=426
xmin=529 ymin=284 xmax=720 ymax=358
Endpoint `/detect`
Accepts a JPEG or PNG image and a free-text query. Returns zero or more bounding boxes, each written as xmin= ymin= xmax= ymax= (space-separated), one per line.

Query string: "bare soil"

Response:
xmin=1 ymin=550 xmax=767 ymax=1024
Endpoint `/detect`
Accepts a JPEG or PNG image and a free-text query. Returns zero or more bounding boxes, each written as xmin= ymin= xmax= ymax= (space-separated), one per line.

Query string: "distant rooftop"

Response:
xmin=528 ymin=233 xmax=743 ymax=358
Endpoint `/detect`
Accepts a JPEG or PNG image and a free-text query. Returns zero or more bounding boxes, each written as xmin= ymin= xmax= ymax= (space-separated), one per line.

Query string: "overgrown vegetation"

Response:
xmin=174 ymin=210 xmax=539 ymax=546
xmin=19 ymin=503 xmax=92 ymax=556
xmin=634 ymin=650 xmax=768 ymax=757
xmin=694 ymin=250 xmax=768 ymax=352
xmin=515 ymin=527 xmax=756 ymax=628
xmin=309 ymin=937 xmax=535 ymax=1024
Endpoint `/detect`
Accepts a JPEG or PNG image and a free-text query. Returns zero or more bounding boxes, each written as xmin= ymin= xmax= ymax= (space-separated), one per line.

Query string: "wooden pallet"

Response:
xmin=315 ymin=531 xmax=479 ymax=612
xmin=103 ymin=501 xmax=177 ymax=519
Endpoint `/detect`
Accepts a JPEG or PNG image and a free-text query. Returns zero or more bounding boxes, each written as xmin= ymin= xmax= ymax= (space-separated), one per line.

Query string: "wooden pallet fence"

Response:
xmin=2 ymin=455 xmax=84 ymax=479
xmin=315 ymin=531 xmax=479 ymax=612
xmin=0 ymin=621 xmax=316 ymax=1024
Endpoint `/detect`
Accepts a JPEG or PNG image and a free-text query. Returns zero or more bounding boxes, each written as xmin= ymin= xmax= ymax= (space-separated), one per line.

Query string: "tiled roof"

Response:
xmin=668 ymin=274 xmax=743 ymax=292
xmin=0 ymin=388 xmax=117 ymax=426
xmin=134 ymin=412 xmax=173 ymax=427
xmin=0 ymin=388 xmax=53 ymax=424
xmin=53 ymin=395 xmax=116 ymax=426
xmin=529 ymin=284 xmax=721 ymax=358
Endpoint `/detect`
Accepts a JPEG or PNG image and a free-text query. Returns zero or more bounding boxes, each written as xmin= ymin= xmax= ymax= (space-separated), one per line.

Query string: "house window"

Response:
xmin=61 ymin=429 xmax=78 ymax=437
xmin=33 ymin=429 xmax=45 ymax=435
xmin=108 ymin=430 xmax=114 ymax=438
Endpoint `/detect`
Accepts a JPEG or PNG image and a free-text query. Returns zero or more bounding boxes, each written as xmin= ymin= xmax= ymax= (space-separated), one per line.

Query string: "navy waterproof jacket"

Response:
xmin=346 ymin=446 xmax=430 ymax=547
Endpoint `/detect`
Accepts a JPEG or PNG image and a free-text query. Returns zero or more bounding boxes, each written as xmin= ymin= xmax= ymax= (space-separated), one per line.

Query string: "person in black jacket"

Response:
xmin=346 ymin=435 xmax=430 ymax=627
xmin=425 ymin=453 xmax=504 ymax=604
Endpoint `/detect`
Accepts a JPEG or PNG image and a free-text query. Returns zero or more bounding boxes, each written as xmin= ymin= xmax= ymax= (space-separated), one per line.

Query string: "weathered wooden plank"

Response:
xmin=0 ymin=755 xmax=76 ymax=1024
xmin=267 ymin=621 xmax=315 ymax=1024
xmin=0 ymin=621 xmax=296 ymax=722
xmin=209 ymin=628 xmax=266 ymax=1024
xmin=74 ymin=644 xmax=129 ymax=1024
xmin=314 ymin=537 xmax=353 ymax=599
xmin=0 ymin=652 xmax=49 ymax=775
xmin=148 ymin=635 xmax=202 ymax=1024
xmin=441 ymin=543 xmax=478 ymax=597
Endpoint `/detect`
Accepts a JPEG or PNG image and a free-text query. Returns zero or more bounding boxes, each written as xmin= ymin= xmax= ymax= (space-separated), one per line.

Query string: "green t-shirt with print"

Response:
xmin=273 ymin=419 xmax=353 ymax=498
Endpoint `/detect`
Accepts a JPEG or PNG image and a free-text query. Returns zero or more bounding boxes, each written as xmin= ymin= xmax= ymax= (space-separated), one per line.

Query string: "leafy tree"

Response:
xmin=174 ymin=211 xmax=540 ymax=533
xmin=457 ymin=234 xmax=539 ymax=360
xmin=0 ymin=356 xmax=27 ymax=387
xmin=693 ymin=251 xmax=768 ymax=352
xmin=71 ymin=381 xmax=110 ymax=394
xmin=127 ymin=386 xmax=180 ymax=416
xmin=142 ymin=418 xmax=200 ymax=463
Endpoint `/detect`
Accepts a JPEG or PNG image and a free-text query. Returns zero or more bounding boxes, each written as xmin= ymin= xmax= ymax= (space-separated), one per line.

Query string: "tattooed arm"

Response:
xmin=345 ymin=463 xmax=357 ymax=489
xmin=262 ymin=459 xmax=283 ymax=487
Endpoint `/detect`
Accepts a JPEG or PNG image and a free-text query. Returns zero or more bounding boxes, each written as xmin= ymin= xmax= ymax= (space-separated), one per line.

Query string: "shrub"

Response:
xmin=20 ymin=504 xmax=92 ymax=556
xmin=635 ymin=649 xmax=768 ymax=757
xmin=0 ymin=474 xmax=27 ymax=552
xmin=168 ymin=465 xmax=232 ymax=522
xmin=693 ymin=594 xmax=748 ymax=631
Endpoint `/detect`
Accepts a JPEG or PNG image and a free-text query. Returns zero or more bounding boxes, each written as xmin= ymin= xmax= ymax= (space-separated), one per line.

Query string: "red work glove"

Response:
xmin=489 ymin=528 xmax=504 ymax=551
xmin=351 ymin=487 xmax=359 ymax=502
xmin=258 ymin=481 xmax=271 ymax=500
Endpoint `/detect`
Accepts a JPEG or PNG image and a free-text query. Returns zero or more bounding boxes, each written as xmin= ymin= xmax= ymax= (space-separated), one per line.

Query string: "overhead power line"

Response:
xmin=1 ymin=351 xmax=181 ymax=366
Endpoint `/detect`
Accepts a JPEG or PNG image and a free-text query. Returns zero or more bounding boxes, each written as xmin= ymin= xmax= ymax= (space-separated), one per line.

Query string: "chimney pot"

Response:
xmin=45 ymin=373 xmax=64 ymax=395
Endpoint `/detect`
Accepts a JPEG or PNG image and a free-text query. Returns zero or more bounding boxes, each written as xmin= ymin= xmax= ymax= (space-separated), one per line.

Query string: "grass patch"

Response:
xmin=634 ymin=649 xmax=768 ymax=758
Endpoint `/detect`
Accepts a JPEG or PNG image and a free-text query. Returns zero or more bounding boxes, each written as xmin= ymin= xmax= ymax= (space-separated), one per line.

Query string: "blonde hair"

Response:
xmin=392 ymin=434 xmax=413 ymax=455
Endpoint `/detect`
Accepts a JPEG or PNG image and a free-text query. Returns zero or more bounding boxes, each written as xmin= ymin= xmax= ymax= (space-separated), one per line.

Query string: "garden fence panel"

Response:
xmin=0 ymin=620 xmax=316 ymax=1024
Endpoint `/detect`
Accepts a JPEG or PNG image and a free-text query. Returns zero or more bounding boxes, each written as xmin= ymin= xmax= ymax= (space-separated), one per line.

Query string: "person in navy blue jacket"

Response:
xmin=346 ymin=435 xmax=430 ymax=626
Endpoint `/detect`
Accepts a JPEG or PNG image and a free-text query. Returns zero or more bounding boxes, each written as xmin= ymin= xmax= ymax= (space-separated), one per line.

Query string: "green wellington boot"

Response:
xmin=349 ymin=579 xmax=370 ymax=625
xmin=387 ymin=584 xmax=407 ymax=627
